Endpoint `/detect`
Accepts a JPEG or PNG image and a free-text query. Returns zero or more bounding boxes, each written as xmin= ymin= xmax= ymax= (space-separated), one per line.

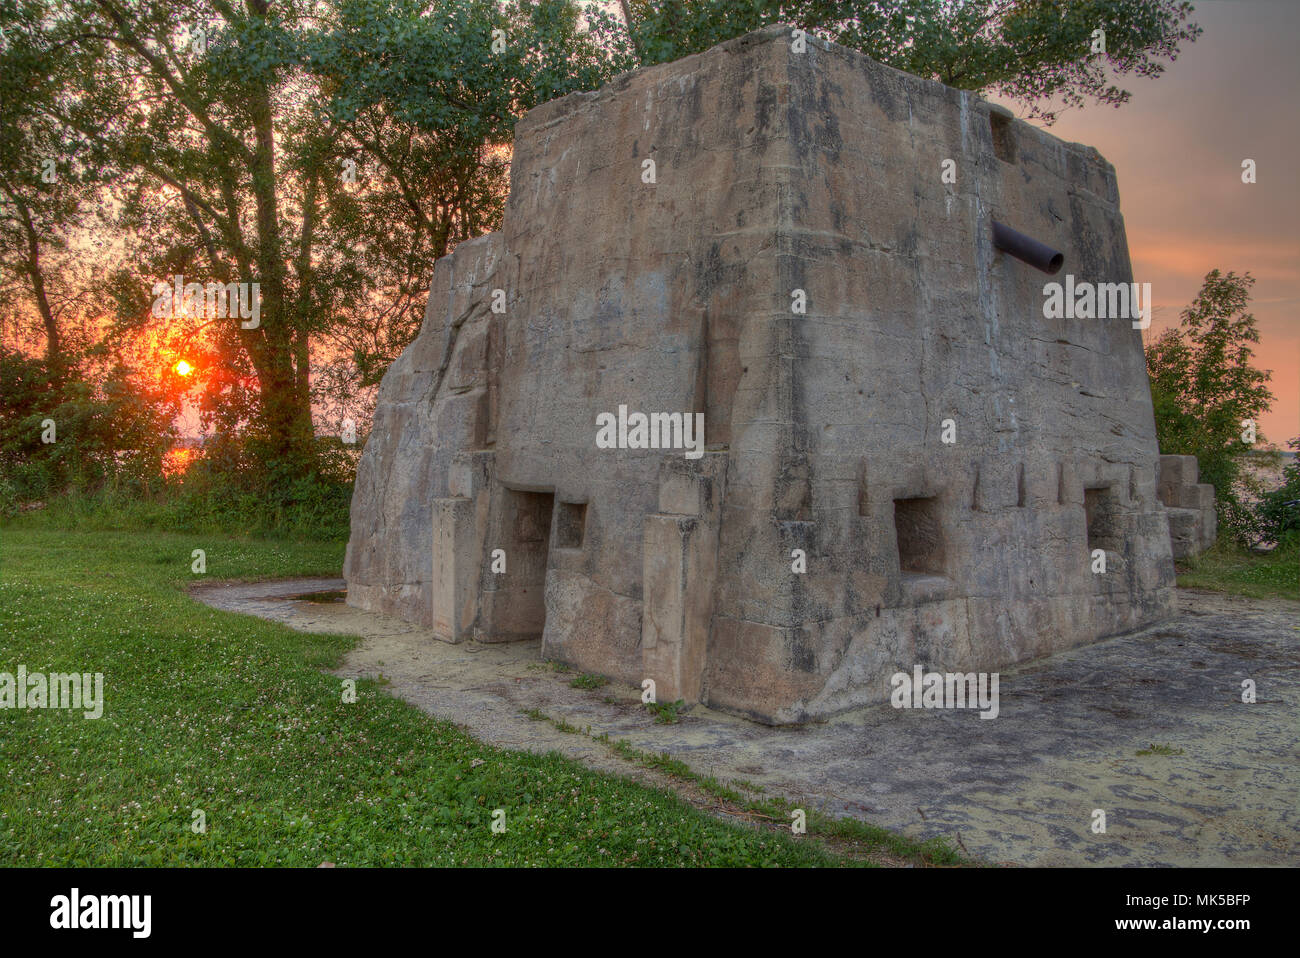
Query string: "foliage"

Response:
xmin=169 ymin=455 xmax=356 ymax=541
xmin=298 ymin=0 xmax=632 ymax=392
xmin=1253 ymin=438 xmax=1300 ymax=549
xmin=1 ymin=0 xmax=634 ymax=480
xmin=0 ymin=349 xmax=178 ymax=509
xmin=0 ymin=0 xmax=116 ymax=380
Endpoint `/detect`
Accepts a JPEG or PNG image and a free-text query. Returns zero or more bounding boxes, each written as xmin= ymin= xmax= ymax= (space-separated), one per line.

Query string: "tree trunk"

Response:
xmin=14 ymin=195 xmax=62 ymax=381
xmin=245 ymin=50 xmax=315 ymax=476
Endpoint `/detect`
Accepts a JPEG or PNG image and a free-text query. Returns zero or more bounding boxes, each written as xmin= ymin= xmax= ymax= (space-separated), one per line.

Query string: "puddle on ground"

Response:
xmin=289 ymin=590 xmax=347 ymax=603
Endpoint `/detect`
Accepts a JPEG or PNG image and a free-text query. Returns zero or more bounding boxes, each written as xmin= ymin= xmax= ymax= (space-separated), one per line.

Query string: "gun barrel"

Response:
xmin=992 ymin=220 xmax=1064 ymax=275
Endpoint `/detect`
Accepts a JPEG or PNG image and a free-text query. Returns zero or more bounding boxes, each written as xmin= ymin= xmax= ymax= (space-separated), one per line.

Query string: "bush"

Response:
xmin=1218 ymin=493 xmax=1263 ymax=549
xmin=165 ymin=435 xmax=354 ymax=540
xmin=0 ymin=351 xmax=177 ymax=501
xmin=1253 ymin=439 xmax=1300 ymax=550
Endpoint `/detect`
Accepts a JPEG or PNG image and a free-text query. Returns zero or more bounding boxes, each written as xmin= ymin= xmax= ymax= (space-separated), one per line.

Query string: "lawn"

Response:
xmin=1174 ymin=540 xmax=1299 ymax=601
xmin=0 ymin=522 xmax=848 ymax=867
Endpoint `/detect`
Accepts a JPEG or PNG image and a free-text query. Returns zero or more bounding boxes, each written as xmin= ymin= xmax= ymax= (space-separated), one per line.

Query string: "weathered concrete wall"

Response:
xmin=702 ymin=32 xmax=1176 ymax=721
xmin=1158 ymin=454 xmax=1217 ymax=557
xmin=344 ymin=233 xmax=506 ymax=627
xmin=346 ymin=25 xmax=1175 ymax=724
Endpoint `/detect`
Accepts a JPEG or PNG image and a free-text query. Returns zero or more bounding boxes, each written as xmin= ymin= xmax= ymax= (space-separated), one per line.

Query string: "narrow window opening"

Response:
xmin=894 ymin=496 xmax=945 ymax=576
xmin=1084 ymin=485 xmax=1119 ymax=553
xmin=990 ymin=111 xmax=1017 ymax=164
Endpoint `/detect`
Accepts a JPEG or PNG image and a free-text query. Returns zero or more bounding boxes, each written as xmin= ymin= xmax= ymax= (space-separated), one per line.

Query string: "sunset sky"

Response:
xmin=1020 ymin=0 xmax=1298 ymax=447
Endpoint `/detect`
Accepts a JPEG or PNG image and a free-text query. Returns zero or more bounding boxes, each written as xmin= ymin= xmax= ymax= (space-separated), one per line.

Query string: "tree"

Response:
xmin=1145 ymin=269 xmax=1275 ymax=543
xmin=0 ymin=0 xmax=113 ymax=383
xmin=1 ymin=3 xmax=180 ymax=505
xmin=3 ymin=0 xmax=333 ymax=477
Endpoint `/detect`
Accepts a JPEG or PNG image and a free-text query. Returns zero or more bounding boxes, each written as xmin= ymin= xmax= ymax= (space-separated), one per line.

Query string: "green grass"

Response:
xmin=1175 ymin=540 xmax=1299 ymax=601
xmin=9 ymin=483 xmax=353 ymax=543
xmin=0 ymin=521 xmax=850 ymax=867
xmin=646 ymin=699 xmax=685 ymax=724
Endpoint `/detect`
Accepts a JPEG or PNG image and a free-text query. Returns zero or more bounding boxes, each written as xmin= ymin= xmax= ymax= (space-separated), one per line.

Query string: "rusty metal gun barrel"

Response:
xmin=992 ymin=220 xmax=1064 ymax=275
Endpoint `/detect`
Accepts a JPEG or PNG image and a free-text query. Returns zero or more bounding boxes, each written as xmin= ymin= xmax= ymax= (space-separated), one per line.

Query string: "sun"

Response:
xmin=174 ymin=360 xmax=193 ymax=376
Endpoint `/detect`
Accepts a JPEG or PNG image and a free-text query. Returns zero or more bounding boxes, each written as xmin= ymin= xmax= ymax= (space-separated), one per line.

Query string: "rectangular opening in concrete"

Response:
xmin=499 ymin=488 xmax=553 ymax=639
xmin=1084 ymin=485 xmax=1119 ymax=553
xmin=894 ymin=496 xmax=945 ymax=575
xmin=555 ymin=501 xmax=587 ymax=550
xmin=990 ymin=111 xmax=1017 ymax=164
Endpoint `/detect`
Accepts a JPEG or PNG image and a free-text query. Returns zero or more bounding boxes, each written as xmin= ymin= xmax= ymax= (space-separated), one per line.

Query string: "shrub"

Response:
xmin=1254 ymin=439 xmax=1300 ymax=550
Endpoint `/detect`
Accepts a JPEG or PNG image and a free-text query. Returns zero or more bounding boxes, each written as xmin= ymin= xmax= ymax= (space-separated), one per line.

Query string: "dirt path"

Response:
xmin=191 ymin=578 xmax=1300 ymax=866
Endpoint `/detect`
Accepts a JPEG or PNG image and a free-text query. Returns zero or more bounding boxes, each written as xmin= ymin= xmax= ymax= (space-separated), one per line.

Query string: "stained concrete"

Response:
xmin=345 ymin=25 xmax=1177 ymax=724
xmin=192 ymin=578 xmax=1299 ymax=866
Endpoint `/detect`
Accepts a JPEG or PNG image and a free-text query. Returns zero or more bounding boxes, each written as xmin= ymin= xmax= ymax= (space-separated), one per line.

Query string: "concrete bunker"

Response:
xmin=344 ymin=26 xmax=1176 ymax=725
